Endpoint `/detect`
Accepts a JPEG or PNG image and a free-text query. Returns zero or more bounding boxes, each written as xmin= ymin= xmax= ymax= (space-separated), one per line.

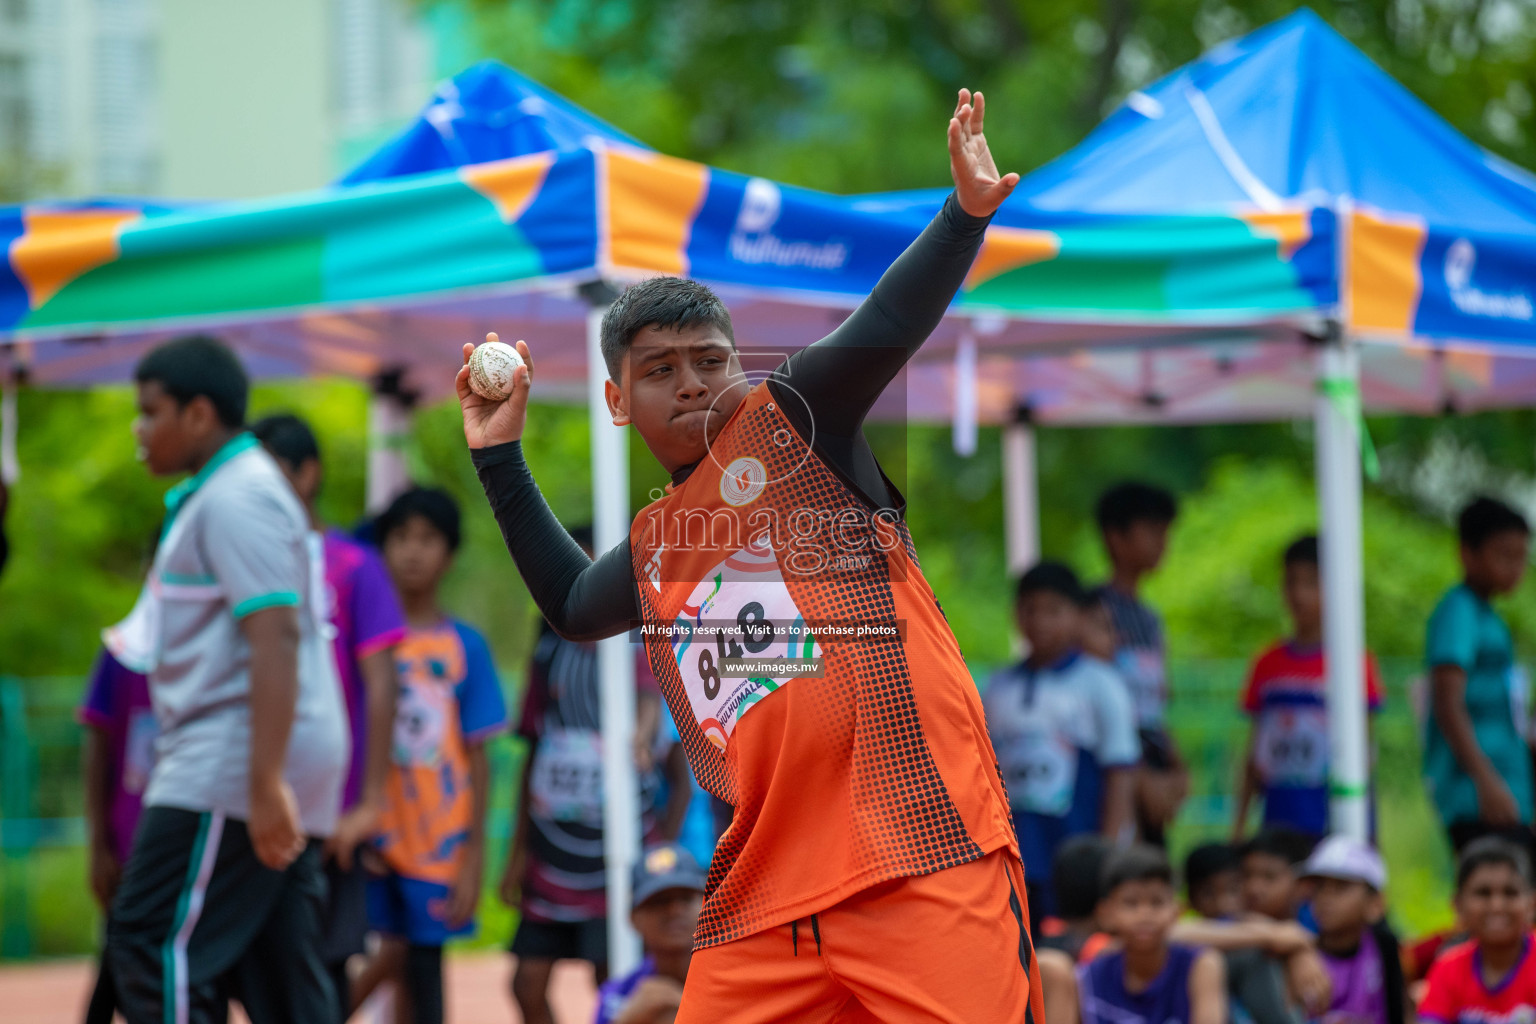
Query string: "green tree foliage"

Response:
xmin=458 ymin=0 xmax=1536 ymax=192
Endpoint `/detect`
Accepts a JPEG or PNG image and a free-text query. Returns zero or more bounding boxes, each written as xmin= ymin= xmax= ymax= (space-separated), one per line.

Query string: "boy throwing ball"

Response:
xmin=463 ymin=91 xmax=1038 ymax=1021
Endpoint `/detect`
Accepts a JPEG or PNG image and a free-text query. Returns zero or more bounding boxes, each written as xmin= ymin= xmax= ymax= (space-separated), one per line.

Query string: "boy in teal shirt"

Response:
xmin=1425 ymin=496 xmax=1532 ymax=854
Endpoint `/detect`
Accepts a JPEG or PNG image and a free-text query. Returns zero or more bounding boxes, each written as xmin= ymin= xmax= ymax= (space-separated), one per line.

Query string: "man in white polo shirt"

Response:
xmin=105 ymin=335 xmax=348 ymax=1024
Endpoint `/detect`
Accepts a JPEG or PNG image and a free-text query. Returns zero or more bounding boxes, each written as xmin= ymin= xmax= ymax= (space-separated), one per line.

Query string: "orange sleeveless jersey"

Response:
xmin=631 ymin=382 xmax=1017 ymax=949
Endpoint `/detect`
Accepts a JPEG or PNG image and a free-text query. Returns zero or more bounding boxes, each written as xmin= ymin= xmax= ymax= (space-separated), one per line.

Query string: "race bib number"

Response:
xmin=999 ymin=726 xmax=1078 ymax=818
xmin=670 ymin=540 xmax=821 ymax=749
xmin=1117 ymin=647 xmax=1167 ymax=726
xmin=123 ymin=708 xmax=159 ymax=796
xmin=1254 ymin=706 xmax=1329 ymax=787
xmin=528 ymin=728 xmax=604 ymax=826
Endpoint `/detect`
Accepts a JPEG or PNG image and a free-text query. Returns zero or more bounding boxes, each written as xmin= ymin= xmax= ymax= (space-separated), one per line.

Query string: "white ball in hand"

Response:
xmin=468 ymin=340 xmax=524 ymax=402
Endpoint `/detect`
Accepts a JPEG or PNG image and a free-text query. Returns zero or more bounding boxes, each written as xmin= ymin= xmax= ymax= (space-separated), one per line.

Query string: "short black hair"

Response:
xmin=1095 ymin=481 xmax=1178 ymax=533
xmin=1239 ymin=825 xmax=1316 ymax=868
xmin=599 ymin=277 xmax=735 ymax=381
xmin=1053 ymin=835 xmax=1111 ymax=919
xmin=1100 ymin=843 xmax=1174 ymax=898
xmin=250 ymin=413 xmax=320 ymax=470
xmin=376 ymin=486 xmax=462 ymax=552
xmin=1185 ymin=842 xmax=1240 ymax=902
xmin=133 ymin=335 xmax=248 ymax=428
xmin=1457 ymin=836 xmax=1534 ymax=892
xmin=1459 ymin=496 xmax=1531 ymax=550
xmin=1015 ymin=560 xmax=1087 ymax=607
xmin=1284 ymin=534 xmax=1319 ymax=568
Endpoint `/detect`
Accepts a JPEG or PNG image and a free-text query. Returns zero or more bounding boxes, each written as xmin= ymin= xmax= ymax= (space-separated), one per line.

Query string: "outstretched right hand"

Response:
xmin=457 ymin=332 xmax=534 ymax=449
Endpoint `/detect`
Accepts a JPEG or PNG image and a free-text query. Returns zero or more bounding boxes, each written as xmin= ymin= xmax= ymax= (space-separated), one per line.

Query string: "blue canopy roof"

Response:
xmin=1016 ymin=8 xmax=1536 ymax=231
xmin=340 ymin=60 xmax=643 ymax=184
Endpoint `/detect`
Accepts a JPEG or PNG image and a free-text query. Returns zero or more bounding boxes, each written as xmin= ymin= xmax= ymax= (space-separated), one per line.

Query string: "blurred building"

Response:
xmin=1 ymin=0 xmax=467 ymax=201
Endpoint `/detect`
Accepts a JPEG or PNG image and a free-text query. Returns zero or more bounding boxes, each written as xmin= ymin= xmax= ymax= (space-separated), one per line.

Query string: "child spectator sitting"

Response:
xmin=1185 ymin=842 xmax=1303 ymax=1024
xmin=1300 ymin=835 xmax=1407 ymax=1024
xmin=1233 ymin=536 xmax=1383 ymax=841
xmin=1420 ymin=838 xmax=1536 ymax=1023
xmin=984 ymin=562 xmax=1139 ymax=929
xmin=1238 ymin=826 xmax=1334 ymax=1017
xmin=1186 ymin=843 xmax=1244 ymax=921
xmin=595 ymin=843 xmax=707 ymax=1024
xmin=364 ymin=487 xmax=509 ymax=1024
xmin=1425 ymin=497 xmax=1533 ymax=855
xmin=1036 ymin=834 xmax=1114 ymax=964
xmin=1241 ymin=826 xmax=1317 ymax=922
xmin=1063 ymin=844 xmax=1226 ymax=1024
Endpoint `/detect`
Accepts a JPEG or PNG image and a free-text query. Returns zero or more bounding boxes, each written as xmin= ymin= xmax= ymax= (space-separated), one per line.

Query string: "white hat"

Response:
xmin=1302 ymin=835 xmax=1387 ymax=891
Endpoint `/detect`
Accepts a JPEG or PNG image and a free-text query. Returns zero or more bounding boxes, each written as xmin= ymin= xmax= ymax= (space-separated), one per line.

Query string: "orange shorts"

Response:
xmin=674 ymin=848 xmax=1042 ymax=1024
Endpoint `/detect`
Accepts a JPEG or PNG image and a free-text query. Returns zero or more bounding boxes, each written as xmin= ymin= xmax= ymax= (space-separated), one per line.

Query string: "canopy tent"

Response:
xmin=5 ymin=8 xmax=1536 ymax=956
xmin=889 ymin=6 xmax=1536 ymax=843
xmin=7 ymin=52 xmax=1536 ymax=422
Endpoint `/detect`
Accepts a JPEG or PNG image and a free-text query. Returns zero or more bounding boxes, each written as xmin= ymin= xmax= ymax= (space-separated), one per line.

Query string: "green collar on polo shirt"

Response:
xmin=162 ymin=431 xmax=260 ymax=525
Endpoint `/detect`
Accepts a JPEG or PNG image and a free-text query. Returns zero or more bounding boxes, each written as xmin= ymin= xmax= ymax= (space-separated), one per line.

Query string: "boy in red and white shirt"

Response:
xmin=1420 ymin=837 xmax=1536 ymax=1024
xmin=1232 ymin=535 xmax=1383 ymax=840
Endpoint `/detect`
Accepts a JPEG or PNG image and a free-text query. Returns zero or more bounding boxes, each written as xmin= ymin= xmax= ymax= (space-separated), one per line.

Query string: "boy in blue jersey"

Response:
xmin=1425 ymin=496 xmax=1533 ymax=856
xmin=1057 ymin=845 xmax=1226 ymax=1024
xmin=984 ymin=561 xmax=1138 ymax=929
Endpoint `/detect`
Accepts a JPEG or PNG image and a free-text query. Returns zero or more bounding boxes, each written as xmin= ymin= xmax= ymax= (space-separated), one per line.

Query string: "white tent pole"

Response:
xmin=1 ymin=371 xmax=19 ymax=486
xmin=1314 ymin=332 xmax=1370 ymax=841
xmin=587 ymin=300 xmax=642 ymax=974
xmin=952 ymin=332 xmax=978 ymax=457
xmin=365 ymin=376 xmax=413 ymax=514
xmin=1001 ymin=411 xmax=1039 ymax=575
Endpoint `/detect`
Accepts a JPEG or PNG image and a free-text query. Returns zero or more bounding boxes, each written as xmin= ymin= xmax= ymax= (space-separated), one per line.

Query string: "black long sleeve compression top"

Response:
xmin=473 ymin=192 xmax=990 ymax=642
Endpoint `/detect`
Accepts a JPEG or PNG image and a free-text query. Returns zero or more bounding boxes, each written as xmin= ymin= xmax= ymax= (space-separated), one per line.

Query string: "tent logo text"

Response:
xmin=1445 ymin=238 xmax=1533 ymax=321
xmin=730 ymin=178 xmax=850 ymax=271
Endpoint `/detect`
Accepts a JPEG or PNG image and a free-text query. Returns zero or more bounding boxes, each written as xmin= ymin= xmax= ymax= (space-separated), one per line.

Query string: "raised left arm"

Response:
xmin=774 ymin=89 xmax=1017 ymax=438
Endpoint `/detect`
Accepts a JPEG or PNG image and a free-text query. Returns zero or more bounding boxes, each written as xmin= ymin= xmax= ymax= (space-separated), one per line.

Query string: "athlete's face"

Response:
xmin=1190 ymin=869 xmax=1243 ymax=921
xmin=1080 ymin=601 xmax=1118 ymax=662
xmin=1282 ymin=562 xmax=1322 ymax=639
xmin=1309 ymin=877 xmax=1380 ymax=945
xmin=1241 ymin=852 xmax=1298 ymax=920
xmin=382 ymin=514 xmax=454 ymax=603
xmin=133 ymin=381 xmax=217 ymax=477
xmin=1457 ymin=863 xmax=1534 ymax=950
xmin=606 ymin=324 xmax=747 ymax=475
xmin=1104 ymin=520 xmax=1170 ymax=575
xmin=1099 ymin=879 xmax=1180 ymax=955
xmin=264 ymin=452 xmax=322 ymax=508
xmin=1017 ymin=590 xmax=1080 ymax=665
xmin=1463 ymin=530 xmax=1530 ymax=597
xmin=631 ymin=887 xmax=703 ymax=955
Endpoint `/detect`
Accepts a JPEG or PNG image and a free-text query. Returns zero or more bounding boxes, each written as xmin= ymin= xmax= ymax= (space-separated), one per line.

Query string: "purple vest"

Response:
xmin=1079 ymin=944 xmax=1197 ymax=1024
xmin=1320 ymin=931 xmax=1387 ymax=1024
